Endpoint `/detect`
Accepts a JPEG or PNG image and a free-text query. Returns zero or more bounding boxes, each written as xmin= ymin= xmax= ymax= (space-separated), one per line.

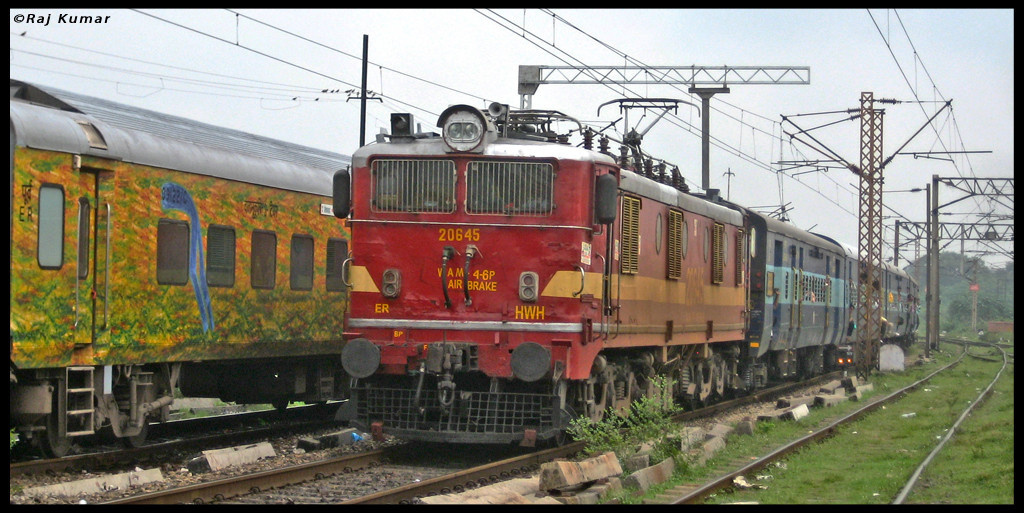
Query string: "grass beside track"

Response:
xmin=901 ymin=344 xmax=1014 ymax=504
xmin=693 ymin=341 xmax=1013 ymax=504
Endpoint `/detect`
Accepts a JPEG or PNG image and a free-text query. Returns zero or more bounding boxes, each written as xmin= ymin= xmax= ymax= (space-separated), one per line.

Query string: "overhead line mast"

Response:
xmin=855 ymin=92 xmax=885 ymax=381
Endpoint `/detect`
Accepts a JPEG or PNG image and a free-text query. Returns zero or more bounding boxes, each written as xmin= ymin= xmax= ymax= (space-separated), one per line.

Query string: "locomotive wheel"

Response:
xmin=697 ymin=365 xmax=713 ymax=404
xmin=122 ymin=420 xmax=150 ymax=449
xmin=272 ymin=398 xmax=290 ymax=412
xmin=41 ymin=413 xmax=73 ymax=458
xmin=548 ymin=407 xmax=576 ymax=447
xmin=713 ymin=357 xmax=726 ymax=398
xmin=585 ymin=380 xmax=612 ymax=422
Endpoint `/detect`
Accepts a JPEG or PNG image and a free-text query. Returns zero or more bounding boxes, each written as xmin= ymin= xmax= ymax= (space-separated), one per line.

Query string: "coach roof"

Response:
xmin=10 ymin=79 xmax=350 ymax=196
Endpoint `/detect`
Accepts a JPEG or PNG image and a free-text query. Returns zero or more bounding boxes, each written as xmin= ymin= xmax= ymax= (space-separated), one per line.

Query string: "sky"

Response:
xmin=10 ymin=8 xmax=1014 ymax=270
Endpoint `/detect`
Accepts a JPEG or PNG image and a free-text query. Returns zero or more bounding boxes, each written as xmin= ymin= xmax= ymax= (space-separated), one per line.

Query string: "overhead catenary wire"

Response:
xmin=13 ymin=9 xmax=989 ymax=260
xmin=481 ymin=9 xmax=869 ymax=220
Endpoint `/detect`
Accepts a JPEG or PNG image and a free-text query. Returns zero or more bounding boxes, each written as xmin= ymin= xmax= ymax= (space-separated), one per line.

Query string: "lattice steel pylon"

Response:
xmin=855 ymin=92 xmax=885 ymax=380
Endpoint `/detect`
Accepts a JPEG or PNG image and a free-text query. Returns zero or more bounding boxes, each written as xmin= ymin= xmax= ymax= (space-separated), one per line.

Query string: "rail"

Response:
xmin=667 ymin=341 xmax=970 ymax=504
xmin=892 ymin=339 xmax=1010 ymax=503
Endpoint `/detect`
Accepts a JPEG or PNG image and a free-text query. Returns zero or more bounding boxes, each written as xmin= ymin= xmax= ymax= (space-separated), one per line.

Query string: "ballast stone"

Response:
xmin=781 ymin=403 xmax=810 ymax=421
xmin=777 ymin=395 xmax=816 ymax=409
xmin=538 ymin=451 xmax=622 ymax=492
xmin=21 ymin=468 xmax=164 ymax=498
xmin=187 ymin=441 xmax=276 ymax=473
xmin=818 ymin=379 xmax=844 ymax=394
xmin=418 ymin=478 xmax=542 ymax=504
xmin=706 ymin=423 xmax=734 ymax=440
xmin=622 ymin=456 xmax=675 ymax=492
xmin=814 ymin=393 xmax=849 ymax=407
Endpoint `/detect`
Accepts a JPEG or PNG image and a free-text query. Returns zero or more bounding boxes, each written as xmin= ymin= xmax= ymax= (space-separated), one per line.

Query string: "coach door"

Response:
xmin=72 ymin=159 xmax=115 ymax=351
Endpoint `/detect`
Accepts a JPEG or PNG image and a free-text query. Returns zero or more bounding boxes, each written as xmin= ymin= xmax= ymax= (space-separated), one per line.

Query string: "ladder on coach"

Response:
xmin=65 ymin=366 xmax=95 ymax=436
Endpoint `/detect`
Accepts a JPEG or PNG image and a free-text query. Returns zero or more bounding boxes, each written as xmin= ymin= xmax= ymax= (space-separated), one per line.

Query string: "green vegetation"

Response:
xmin=700 ymin=342 xmax=1012 ymax=504
xmin=904 ymin=252 xmax=1013 ymax=336
xmin=569 ymin=339 xmax=1011 ymax=504
xmin=567 ymin=375 xmax=680 ymax=465
xmin=903 ymin=345 xmax=1014 ymax=504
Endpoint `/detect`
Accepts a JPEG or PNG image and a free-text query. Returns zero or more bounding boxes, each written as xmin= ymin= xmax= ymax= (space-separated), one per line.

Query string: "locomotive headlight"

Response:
xmin=437 ymin=104 xmax=493 ymax=153
xmin=382 ymin=268 xmax=402 ymax=298
xmin=519 ymin=272 xmax=538 ymax=302
xmin=446 ymin=121 xmax=480 ymax=141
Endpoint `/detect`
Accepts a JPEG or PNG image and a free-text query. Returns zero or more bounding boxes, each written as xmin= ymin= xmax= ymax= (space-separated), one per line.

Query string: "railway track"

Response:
xmin=655 ymin=338 xmax=1010 ymax=504
xmin=93 ymin=372 xmax=838 ymax=505
xmin=892 ymin=340 xmax=1010 ymax=503
xmin=11 ymin=403 xmax=340 ymax=477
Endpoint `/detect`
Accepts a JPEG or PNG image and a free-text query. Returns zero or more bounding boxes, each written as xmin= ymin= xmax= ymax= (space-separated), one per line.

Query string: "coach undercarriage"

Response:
xmin=10 ymin=363 xmax=175 ymax=457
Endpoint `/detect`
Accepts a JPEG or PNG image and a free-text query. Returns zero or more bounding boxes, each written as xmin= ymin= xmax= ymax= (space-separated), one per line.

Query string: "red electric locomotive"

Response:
xmin=333 ymin=104 xmax=751 ymax=445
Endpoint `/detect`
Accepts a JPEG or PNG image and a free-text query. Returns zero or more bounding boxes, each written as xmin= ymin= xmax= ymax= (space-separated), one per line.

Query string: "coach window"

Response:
xmin=77 ymin=198 xmax=91 ymax=280
xmin=251 ymin=230 xmax=277 ymax=289
xmin=326 ymin=238 xmax=349 ymax=292
xmin=774 ymin=240 xmax=783 ymax=267
xmin=290 ymin=234 xmax=314 ymax=291
xmin=37 ymin=184 xmax=65 ymax=269
xmin=207 ymin=225 xmax=236 ymax=288
xmin=157 ymin=219 xmax=190 ymax=285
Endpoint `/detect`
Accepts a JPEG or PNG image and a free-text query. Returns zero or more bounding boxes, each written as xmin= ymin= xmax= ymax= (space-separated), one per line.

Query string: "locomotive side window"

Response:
xmin=290 ymin=234 xmax=314 ymax=291
xmin=681 ymin=214 xmax=689 ymax=258
xmin=619 ymin=196 xmax=641 ymax=274
xmin=735 ymin=229 xmax=745 ymax=286
xmin=703 ymin=226 xmax=710 ymax=263
xmin=325 ymin=238 xmax=349 ymax=292
xmin=371 ymin=159 xmax=455 ymax=213
xmin=711 ymin=223 xmax=724 ymax=284
xmin=207 ymin=225 xmax=236 ymax=288
xmin=467 ymin=161 xmax=553 ymax=215
xmin=251 ymin=230 xmax=277 ymax=290
xmin=655 ymin=213 xmax=663 ymax=254
xmin=156 ymin=218 xmax=189 ymax=285
xmin=666 ymin=209 xmax=683 ymax=279
xmin=37 ymin=183 xmax=65 ymax=270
